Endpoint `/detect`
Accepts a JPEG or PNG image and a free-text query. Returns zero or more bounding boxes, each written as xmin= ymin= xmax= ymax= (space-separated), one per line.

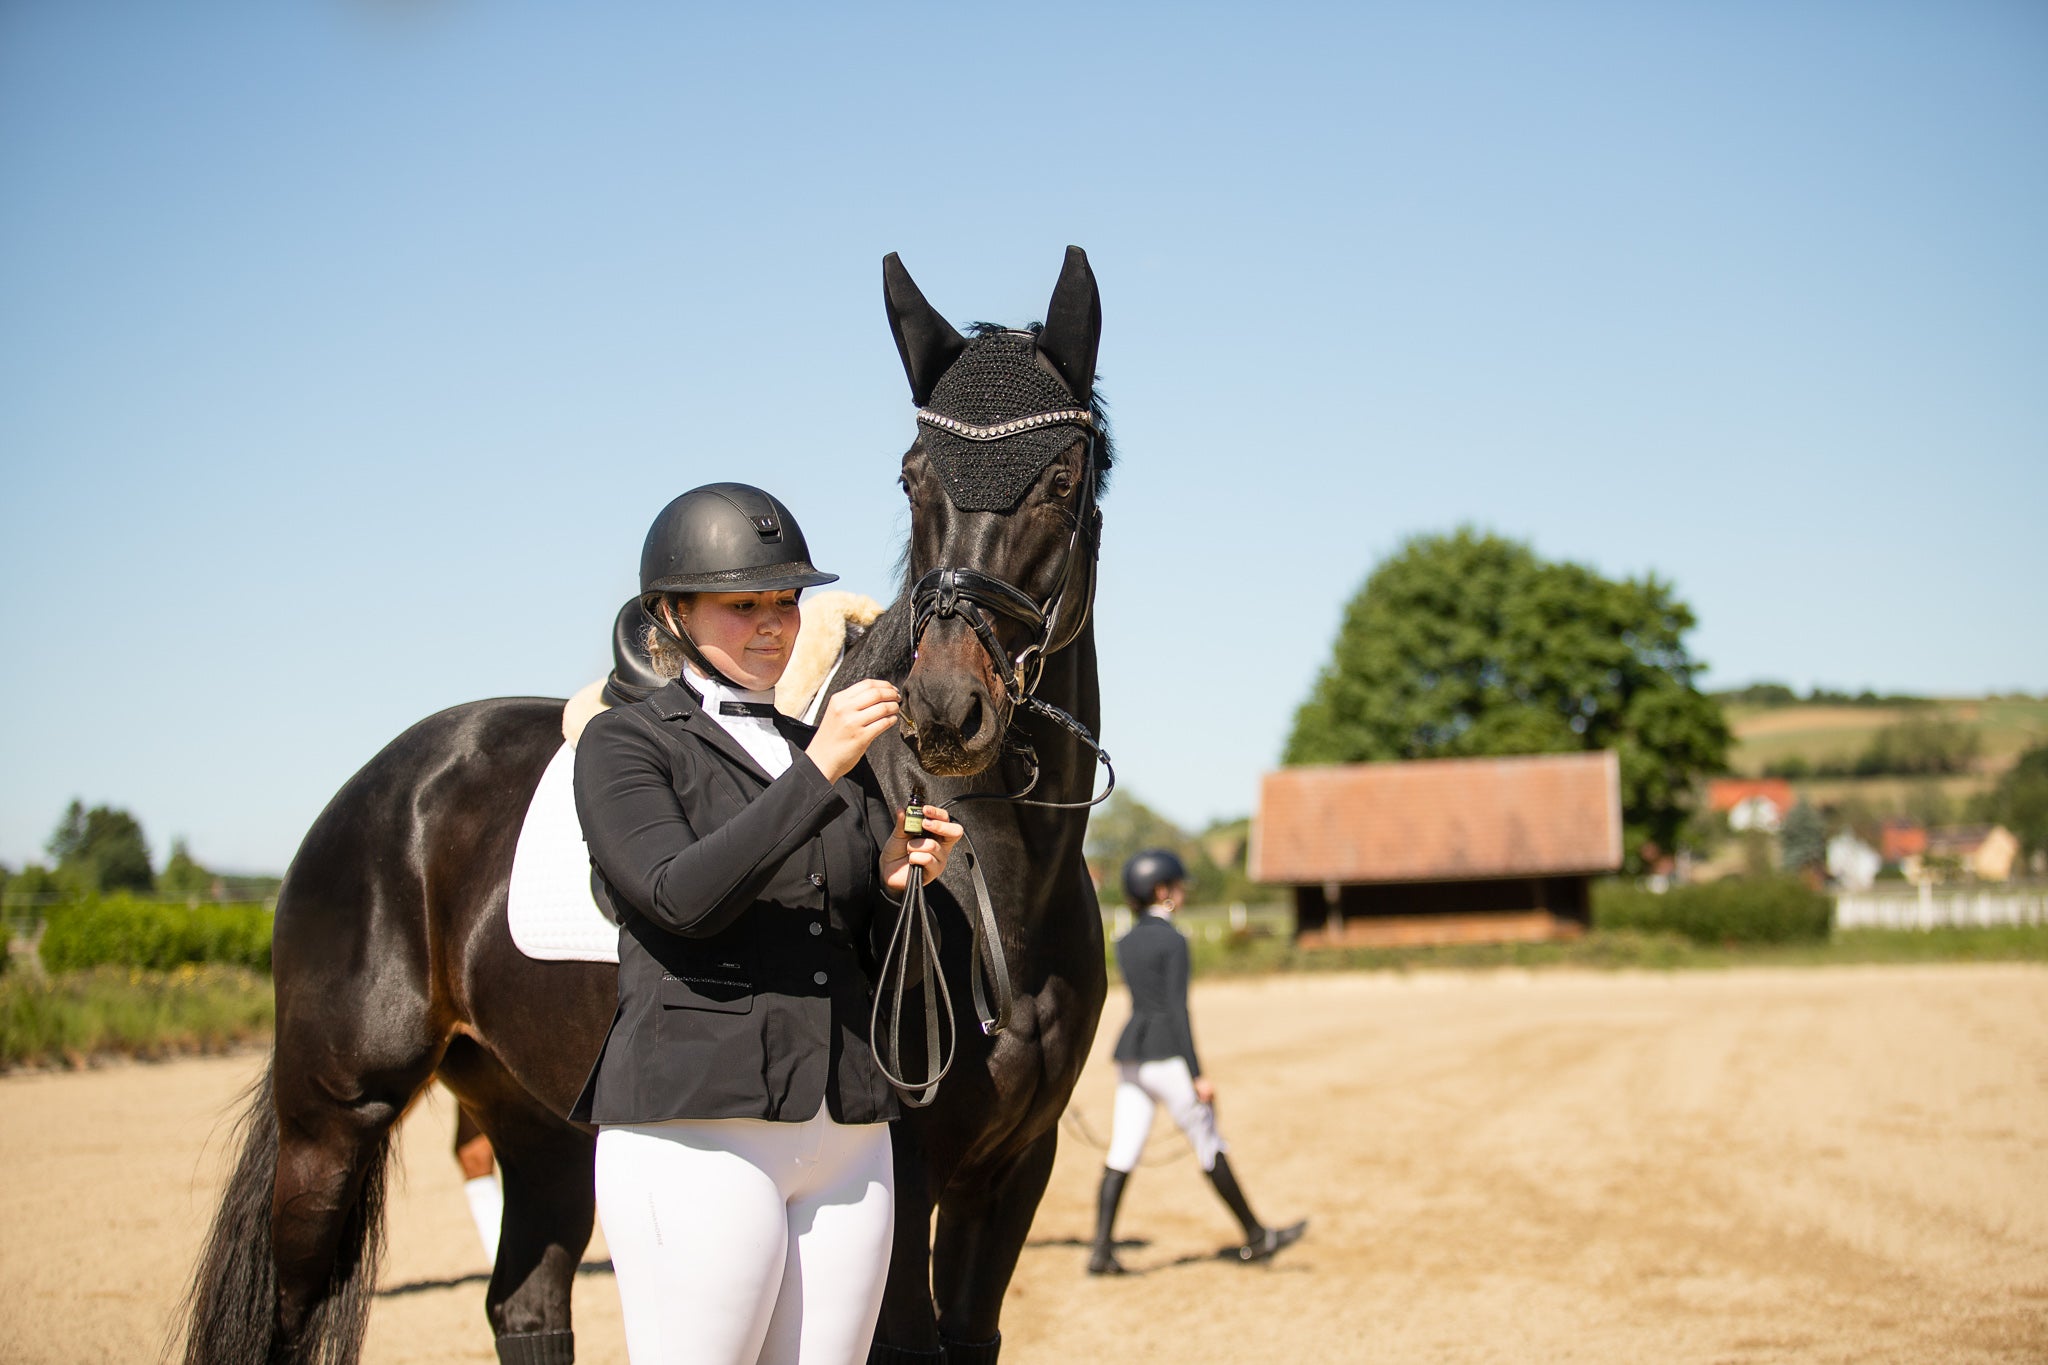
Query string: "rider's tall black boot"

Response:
xmin=1086 ymin=1167 xmax=1130 ymax=1275
xmin=1206 ymin=1154 xmax=1307 ymax=1264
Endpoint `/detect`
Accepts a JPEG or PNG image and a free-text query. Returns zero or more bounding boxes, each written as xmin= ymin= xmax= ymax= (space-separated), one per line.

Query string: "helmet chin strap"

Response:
xmin=649 ymin=597 xmax=748 ymax=694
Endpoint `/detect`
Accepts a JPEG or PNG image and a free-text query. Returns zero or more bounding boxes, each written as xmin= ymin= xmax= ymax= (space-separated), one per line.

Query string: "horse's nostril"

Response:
xmin=959 ymin=695 xmax=984 ymax=744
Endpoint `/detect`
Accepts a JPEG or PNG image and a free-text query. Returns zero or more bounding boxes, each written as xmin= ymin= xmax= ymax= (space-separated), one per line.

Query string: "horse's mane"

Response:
xmin=843 ymin=594 xmax=918 ymax=685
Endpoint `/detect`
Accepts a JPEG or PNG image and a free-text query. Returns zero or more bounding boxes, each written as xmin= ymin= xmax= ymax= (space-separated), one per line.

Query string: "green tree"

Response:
xmin=1859 ymin=714 xmax=1980 ymax=776
xmin=157 ymin=839 xmax=217 ymax=901
xmin=46 ymin=800 xmax=155 ymax=894
xmin=1978 ymin=742 xmax=2048 ymax=860
xmin=1780 ymin=800 xmax=1826 ymax=875
xmin=2 ymin=863 xmax=62 ymax=911
xmin=1284 ymin=528 xmax=1730 ymax=870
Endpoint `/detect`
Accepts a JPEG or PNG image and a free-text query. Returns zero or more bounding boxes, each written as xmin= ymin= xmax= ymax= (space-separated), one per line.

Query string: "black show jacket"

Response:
xmin=1111 ymin=913 xmax=1202 ymax=1077
xmin=569 ymin=680 xmax=902 ymax=1126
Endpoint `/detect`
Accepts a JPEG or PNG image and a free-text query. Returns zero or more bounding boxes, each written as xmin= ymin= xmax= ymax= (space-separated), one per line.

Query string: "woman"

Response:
xmin=1087 ymin=849 xmax=1306 ymax=1275
xmin=571 ymin=482 xmax=962 ymax=1365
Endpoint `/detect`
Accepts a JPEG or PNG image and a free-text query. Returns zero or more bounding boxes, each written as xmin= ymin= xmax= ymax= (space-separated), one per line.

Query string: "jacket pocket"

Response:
xmin=658 ymin=971 xmax=755 ymax=1014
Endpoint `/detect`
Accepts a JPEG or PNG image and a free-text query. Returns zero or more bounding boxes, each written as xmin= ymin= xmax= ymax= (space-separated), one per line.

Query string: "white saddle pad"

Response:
xmin=507 ymin=743 xmax=619 ymax=963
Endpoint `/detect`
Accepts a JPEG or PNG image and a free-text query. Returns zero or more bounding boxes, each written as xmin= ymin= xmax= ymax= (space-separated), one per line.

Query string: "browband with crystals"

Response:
xmin=915 ymin=407 xmax=1095 ymax=442
xmin=718 ymin=700 xmax=781 ymax=719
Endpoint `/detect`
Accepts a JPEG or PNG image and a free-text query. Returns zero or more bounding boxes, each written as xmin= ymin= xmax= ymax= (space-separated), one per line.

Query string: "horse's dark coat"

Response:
xmin=182 ymin=251 xmax=1108 ymax=1365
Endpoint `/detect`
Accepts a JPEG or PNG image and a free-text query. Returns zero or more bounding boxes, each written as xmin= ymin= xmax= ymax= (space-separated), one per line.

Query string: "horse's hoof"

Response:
xmin=1086 ymin=1248 xmax=1127 ymax=1275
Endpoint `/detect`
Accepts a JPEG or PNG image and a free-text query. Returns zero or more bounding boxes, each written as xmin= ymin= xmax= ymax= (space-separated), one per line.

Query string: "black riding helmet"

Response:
xmin=1122 ymin=849 xmax=1189 ymax=910
xmin=637 ymin=483 xmax=837 ymax=689
xmin=639 ymin=483 xmax=838 ymax=597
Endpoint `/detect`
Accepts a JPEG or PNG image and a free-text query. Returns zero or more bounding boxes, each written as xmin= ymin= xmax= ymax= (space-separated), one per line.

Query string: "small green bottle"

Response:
xmin=904 ymin=792 xmax=925 ymax=837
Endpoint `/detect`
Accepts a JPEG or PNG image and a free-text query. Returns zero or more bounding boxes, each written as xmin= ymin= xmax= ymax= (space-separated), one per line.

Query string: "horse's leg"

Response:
xmin=268 ymin=1018 xmax=441 ymax=1363
xmin=871 ymin=1125 xmax=945 ymax=1363
xmin=930 ymin=1130 xmax=1060 ymax=1365
xmin=441 ymin=1037 xmax=593 ymax=1365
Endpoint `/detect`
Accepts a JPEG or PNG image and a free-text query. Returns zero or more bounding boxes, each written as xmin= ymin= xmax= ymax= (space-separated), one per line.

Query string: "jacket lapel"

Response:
xmin=649 ymin=682 xmax=776 ymax=785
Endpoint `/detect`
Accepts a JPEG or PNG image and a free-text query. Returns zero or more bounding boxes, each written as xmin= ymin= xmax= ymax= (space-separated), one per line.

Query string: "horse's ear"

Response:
xmin=883 ymin=253 xmax=968 ymax=407
xmin=1036 ymin=245 xmax=1101 ymax=403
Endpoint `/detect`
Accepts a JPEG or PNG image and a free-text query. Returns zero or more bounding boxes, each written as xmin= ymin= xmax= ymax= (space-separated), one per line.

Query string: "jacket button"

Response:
xmin=808 ymin=873 xmax=825 ymax=887
xmin=809 ymin=922 xmax=823 ymax=936
xmin=813 ymin=971 xmax=829 ymax=986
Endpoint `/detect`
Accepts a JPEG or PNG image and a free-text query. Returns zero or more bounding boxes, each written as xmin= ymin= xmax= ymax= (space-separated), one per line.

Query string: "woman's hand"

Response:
xmin=804 ymin=680 xmax=901 ymax=782
xmin=881 ymin=803 xmax=963 ymax=896
xmin=1193 ymin=1076 xmax=1216 ymax=1106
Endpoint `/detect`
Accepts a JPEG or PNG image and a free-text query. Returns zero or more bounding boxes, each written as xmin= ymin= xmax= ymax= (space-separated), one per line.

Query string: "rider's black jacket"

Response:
xmin=1111 ymin=913 xmax=1201 ymax=1077
xmin=568 ymin=679 xmax=902 ymax=1126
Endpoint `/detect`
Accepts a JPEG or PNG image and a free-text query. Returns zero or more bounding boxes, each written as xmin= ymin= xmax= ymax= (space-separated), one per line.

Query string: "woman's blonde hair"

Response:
xmin=641 ymin=593 xmax=695 ymax=680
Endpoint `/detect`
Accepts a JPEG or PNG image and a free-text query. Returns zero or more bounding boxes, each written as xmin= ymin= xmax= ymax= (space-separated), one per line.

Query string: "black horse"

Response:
xmin=183 ymin=248 xmax=1110 ymax=1365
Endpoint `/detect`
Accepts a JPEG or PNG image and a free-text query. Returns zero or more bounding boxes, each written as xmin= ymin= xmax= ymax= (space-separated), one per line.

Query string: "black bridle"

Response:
xmin=872 ymin=417 xmax=1116 ymax=1106
xmin=906 ymin=417 xmax=1115 ymax=812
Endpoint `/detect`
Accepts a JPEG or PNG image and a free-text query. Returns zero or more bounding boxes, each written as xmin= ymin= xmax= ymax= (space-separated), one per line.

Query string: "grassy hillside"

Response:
xmin=1721 ymin=695 xmax=2048 ymax=823
xmin=1726 ymin=697 xmax=2048 ymax=779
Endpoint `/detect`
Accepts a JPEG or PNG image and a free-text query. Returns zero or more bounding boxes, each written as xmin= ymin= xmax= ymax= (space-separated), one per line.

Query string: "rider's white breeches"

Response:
xmin=594 ymin=1109 xmax=894 ymax=1365
xmin=1104 ymin=1057 xmax=1227 ymax=1174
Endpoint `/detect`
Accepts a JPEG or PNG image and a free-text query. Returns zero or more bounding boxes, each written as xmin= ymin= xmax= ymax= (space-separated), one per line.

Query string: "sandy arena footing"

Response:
xmin=3 ymin=964 xmax=2043 ymax=1363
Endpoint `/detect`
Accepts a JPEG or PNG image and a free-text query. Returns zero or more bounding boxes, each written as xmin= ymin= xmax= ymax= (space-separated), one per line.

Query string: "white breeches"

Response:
xmin=1104 ymin=1057 xmax=1227 ymax=1174
xmin=594 ymin=1110 xmax=895 ymax=1365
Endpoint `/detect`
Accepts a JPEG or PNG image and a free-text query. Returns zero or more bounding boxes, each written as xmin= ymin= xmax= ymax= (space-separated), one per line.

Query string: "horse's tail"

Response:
xmin=179 ymin=1057 xmax=393 ymax=1365
xmin=180 ymin=1059 xmax=281 ymax=1365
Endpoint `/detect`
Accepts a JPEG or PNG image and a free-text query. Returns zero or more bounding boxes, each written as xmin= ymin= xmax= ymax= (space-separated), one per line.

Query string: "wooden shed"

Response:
xmin=1249 ymin=751 xmax=1623 ymax=947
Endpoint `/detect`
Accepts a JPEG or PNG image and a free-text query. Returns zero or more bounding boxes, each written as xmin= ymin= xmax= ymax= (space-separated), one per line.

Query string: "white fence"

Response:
xmin=1835 ymin=886 xmax=2048 ymax=931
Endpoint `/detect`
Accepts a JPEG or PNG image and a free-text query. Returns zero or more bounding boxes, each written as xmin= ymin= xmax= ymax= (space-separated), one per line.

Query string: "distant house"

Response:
xmin=1880 ymin=819 xmax=1928 ymax=865
xmin=1707 ymin=778 xmax=1796 ymax=833
xmin=1249 ymin=751 xmax=1623 ymax=947
xmin=1826 ymin=833 xmax=1881 ymax=892
xmin=1924 ymin=825 xmax=2020 ymax=882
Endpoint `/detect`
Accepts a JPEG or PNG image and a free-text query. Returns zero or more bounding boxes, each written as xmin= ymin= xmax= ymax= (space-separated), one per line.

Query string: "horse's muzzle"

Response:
xmin=902 ymin=626 xmax=1010 ymax=776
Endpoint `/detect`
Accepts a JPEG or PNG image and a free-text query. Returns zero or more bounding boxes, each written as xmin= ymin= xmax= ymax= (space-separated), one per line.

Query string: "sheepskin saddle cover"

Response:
xmin=508 ymin=591 xmax=883 ymax=964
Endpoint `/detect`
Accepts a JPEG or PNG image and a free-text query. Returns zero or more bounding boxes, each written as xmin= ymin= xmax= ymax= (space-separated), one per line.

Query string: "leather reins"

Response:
xmin=871 ymin=425 xmax=1117 ymax=1106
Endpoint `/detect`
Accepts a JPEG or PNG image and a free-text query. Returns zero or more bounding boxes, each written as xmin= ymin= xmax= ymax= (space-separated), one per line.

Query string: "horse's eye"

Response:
xmin=899 ymin=476 xmax=912 ymax=499
xmin=1053 ymin=470 xmax=1075 ymax=497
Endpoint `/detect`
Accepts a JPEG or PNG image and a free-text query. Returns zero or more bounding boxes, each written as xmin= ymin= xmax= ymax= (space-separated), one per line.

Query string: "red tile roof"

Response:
xmin=1880 ymin=819 xmax=1927 ymax=862
xmin=1706 ymin=778 xmax=1795 ymax=816
xmin=1250 ymin=751 xmax=1623 ymax=885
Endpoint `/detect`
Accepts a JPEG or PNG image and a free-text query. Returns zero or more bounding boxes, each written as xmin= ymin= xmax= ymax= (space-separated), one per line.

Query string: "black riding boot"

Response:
xmin=1086 ymin=1167 xmax=1130 ymax=1275
xmin=1206 ymin=1154 xmax=1307 ymax=1263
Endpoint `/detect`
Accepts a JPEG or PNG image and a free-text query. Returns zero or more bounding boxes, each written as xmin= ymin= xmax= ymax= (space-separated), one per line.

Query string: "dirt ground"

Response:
xmin=4 ymin=964 xmax=2045 ymax=1364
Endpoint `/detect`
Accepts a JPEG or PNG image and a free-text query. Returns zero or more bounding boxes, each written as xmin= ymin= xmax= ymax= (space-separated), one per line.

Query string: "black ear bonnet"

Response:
xmin=916 ymin=333 xmax=1094 ymax=513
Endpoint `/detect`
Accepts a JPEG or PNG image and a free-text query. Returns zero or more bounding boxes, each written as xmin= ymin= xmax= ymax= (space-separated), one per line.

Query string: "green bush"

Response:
xmin=37 ymin=895 xmax=273 ymax=973
xmin=1 ymin=965 xmax=274 ymax=1069
xmin=1593 ymin=877 xmax=1832 ymax=944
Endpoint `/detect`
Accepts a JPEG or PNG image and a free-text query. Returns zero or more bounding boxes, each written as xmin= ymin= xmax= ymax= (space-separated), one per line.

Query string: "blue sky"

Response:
xmin=2 ymin=2 xmax=2043 ymax=873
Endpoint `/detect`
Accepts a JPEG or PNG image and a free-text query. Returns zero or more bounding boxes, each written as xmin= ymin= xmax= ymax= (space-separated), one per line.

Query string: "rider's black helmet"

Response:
xmin=639 ymin=483 xmax=838 ymax=599
xmin=1122 ymin=849 xmax=1189 ymax=909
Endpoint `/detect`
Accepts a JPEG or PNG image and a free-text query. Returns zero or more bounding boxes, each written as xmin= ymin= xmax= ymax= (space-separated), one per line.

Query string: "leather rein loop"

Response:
xmin=868 ymin=838 xmax=1007 ymax=1108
